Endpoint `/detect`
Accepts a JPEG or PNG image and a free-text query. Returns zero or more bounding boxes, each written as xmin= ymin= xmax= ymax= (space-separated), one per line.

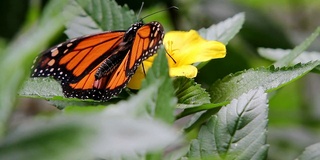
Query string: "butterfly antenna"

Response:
xmin=137 ymin=2 xmax=145 ymax=21
xmin=165 ymin=48 xmax=177 ymax=64
xmin=140 ymin=6 xmax=179 ymax=20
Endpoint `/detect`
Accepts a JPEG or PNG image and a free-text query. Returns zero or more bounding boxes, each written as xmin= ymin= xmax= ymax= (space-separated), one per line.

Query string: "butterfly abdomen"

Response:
xmin=95 ymin=50 xmax=128 ymax=79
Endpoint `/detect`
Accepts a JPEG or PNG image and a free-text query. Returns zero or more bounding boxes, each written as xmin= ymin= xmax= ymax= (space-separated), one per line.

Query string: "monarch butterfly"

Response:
xmin=31 ymin=21 xmax=164 ymax=101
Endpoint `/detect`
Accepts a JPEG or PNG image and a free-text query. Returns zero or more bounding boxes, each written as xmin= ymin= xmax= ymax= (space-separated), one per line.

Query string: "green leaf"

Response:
xmin=3 ymin=83 xmax=179 ymax=160
xmin=198 ymin=12 xmax=245 ymax=45
xmin=184 ymin=109 xmax=221 ymax=133
xmin=104 ymin=81 xmax=163 ymax=118
xmin=0 ymin=112 xmax=179 ymax=160
xmin=20 ymin=78 xmax=113 ymax=109
xmin=297 ymin=142 xmax=320 ymax=160
xmin=103 ymin=83 xmax=179 ymax=160
xmin=176 ymin=102 xmax=227 ymax=120
xmin=142 ymin=50 xmax=177 ymax=124
xmin=273 ymin=27 xmax=320 ymax=67
xmin=173 ymin=77 xmax=210 ymax=109
xmin=64 ymin=105 xmax=106 ymax=114
xmin=258 ymin=48 xmax=320 ymax=72
xmin=210 ymin=61 xmax=320 ymax=104
xmin=48 ymin=99 xmax=113 ymax=110
xmin=0 ymin=3 xmax=66 ymax=136
xmin=185 ymin=61 xmax=320 ymax=133
xmin=64 ymin=0 xmax=136 ymax=38
xmin=20 ymin=78 xmax=63 ymax=98
xmin=258 ymin=48 xmax=320 ymax=64
xmin=0 ymin=116 xmax=92 ymax=160
xmin=187 ymin=88 xmax=269 ymax=160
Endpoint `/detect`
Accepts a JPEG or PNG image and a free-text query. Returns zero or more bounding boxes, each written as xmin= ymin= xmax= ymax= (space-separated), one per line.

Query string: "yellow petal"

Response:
xmin=169 ymin=65 xmax=198 ymax=78
xmin=127 ymin=66 xmax=145 ymax=90
xmin=164 ymin=30 xmax=226 ymax=66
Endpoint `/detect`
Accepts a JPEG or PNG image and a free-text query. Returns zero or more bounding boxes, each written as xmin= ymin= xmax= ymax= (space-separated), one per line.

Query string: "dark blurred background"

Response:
xmin=1 ymin=0 xmax=320 ymax=159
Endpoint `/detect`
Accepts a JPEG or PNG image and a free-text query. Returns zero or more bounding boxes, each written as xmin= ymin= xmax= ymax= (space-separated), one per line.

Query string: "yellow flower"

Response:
xmin=127 ymin=30 xmax=226 ymax=89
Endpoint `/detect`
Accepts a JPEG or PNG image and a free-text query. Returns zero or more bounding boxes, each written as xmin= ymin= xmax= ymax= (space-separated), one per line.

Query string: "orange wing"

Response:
xmin=31 ymin=31 xmax=126 ymax=83
xmin=31 ymin=21 xmax=164 ymax=101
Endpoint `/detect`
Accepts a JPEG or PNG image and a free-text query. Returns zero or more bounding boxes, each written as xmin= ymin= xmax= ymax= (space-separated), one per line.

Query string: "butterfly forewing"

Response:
xmin=126 ymin=22 xmax=164 ymax=76
xmin=31 ymin=31 xmax=125 ymax=83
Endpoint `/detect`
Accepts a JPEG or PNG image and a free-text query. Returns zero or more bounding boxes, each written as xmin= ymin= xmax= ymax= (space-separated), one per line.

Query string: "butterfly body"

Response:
xmin=31 ymin=21 xmax=164 ymax=101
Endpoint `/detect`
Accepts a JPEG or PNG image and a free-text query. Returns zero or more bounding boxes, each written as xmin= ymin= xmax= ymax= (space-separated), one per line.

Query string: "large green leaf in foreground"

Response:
xmin=0 ymin=113 xmax=178 ymax=160
xmin=141 ymin=50 xmax=176 ymax=124
xmin=187 ymin=88 xmax=269 ymax=160
xmin=1 ymin=79 xmax=179 ymax=160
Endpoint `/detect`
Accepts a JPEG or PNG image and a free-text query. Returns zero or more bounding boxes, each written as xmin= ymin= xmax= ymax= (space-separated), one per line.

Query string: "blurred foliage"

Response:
xmin=1 ymin=0 xmax=320 ymax=160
